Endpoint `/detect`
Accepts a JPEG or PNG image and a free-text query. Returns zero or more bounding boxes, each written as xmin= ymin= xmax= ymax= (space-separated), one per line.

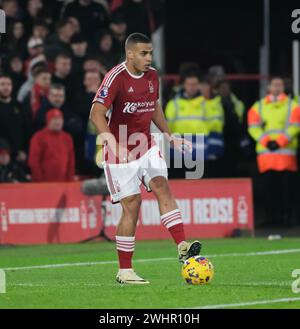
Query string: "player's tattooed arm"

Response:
xmin=152 ymin=102 xmax=192 ymax=153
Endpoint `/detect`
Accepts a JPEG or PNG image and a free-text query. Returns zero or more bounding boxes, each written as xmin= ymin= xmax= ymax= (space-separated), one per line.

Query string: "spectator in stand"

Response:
xmin=22 ymin=65 xmax=51 ymax=143
xmin=216 ymin=79 xmax=247 ymax=177
xmin=32 ymin=19 xmax=50 ymax=41
xmin=0 ymin=75 xmax=25 ymax=160
xmin=36 ymin=83 xmax=82 ymax=135
xmin=83 ymin=56 xmax=106 ymax=77
xmin=0 ymin=139 xmax=29 ymax=183
xmin=70 ymin=33 xmax=88 ymax=77
xmin=17 ymin=57 xmax=48 ymax=103
xmin=45 ymin=18 xmax=75 ymax=61
xmin=72 ymin=70 xmax=101 ymax=173
xmin=117 ymin=0 xmax=153 ymax=37
xmin=63 ymin=0 xmax=109 ymax=45
xmin=24 ymin=37 xmax=45 ymax=77
xmin=24 ymin=0 xmax=43 ymax=31
xmin=96 ymin=29 xmax=120 ymax=71
xmin=34 ymin=82 xmax=83 ymax=172
xmin=1 ymin=0 xmax=21 ymax=30
xmin=5 ymin=54 xmax=26 ymax=98
xmin=52 ymin=53 xmax=78 ymax=106
xmin=74 ymin=70 xmax=101 ymax=124
xmin=28 ymin=109 xmax=75 ymax=182
xmin=5 ymin=20 xmax=28 ymax=59
xmin=109 ymin=9 xmax=127 ymax=58
xmin=68 ymin=17 xmax=81 ymax=35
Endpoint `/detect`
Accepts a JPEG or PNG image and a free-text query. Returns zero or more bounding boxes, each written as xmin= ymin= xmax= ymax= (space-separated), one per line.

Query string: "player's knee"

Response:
xmin=121 ymin=194 xmax=142 ymax=214
xmin=150 ymin=177 xmax=170 ymax=196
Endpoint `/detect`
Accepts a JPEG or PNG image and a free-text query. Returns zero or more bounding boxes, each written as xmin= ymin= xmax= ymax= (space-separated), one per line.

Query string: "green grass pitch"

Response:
xmin=0 ymin=238 xmax=300 ymax=309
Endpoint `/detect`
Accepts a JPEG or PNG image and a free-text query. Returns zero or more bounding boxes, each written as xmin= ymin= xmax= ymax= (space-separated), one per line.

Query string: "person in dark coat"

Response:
xmin=0 ymin=74 xmax=25 ymax=158
xmin=0 ymin=139 xmax=29 ymax=183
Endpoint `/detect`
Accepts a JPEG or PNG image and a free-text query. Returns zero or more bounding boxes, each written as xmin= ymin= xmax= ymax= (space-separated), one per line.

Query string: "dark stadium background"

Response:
xmin=165 ymin=0 xmax=300 ymax=106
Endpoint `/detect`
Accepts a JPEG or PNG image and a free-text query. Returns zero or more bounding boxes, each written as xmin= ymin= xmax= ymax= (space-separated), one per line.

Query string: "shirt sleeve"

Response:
xmin=92 ymin=73 xmax=120 ymax=109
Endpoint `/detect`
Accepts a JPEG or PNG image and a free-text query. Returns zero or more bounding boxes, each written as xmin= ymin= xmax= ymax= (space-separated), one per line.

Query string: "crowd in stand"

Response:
xmin=0 ymin=0 xmax=161 ymax=182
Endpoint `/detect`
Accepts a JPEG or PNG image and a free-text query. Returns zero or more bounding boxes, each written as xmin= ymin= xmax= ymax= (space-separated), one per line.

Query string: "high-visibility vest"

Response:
xmin=230 ymin=93 xmax=245 ymax=123
xmin=247 ymin=93 xmax=300 ymax=173
xmin=165 ymin=94 xmax=224 ymax=159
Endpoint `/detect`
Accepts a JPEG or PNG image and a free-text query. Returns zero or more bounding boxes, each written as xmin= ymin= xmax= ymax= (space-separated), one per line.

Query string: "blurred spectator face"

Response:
xmin=13 ymin=21 xmax=24 ymax=39
xmin=35 ymin=72 xmax=51 ymax=89
xmin=47 ymin=117 xmax=64 ymax=132
xmin=3 ymin=0 xmax=18 ymax=18
xmin=0 ymin=152 xmax=10 ymax=166
xmin=218 ymin=81 xmax=231 ymax=97
xmin=33 ymin=24 xmax=49 ymax=40
xmin=10 ymin=57 xmax=23 ymax=73
xmin=199 ymin=81 xmax=212 ymax=99
xmin=48 ymin=87 xmax=65 ymax=108
xmin=110 ymin=22 xmax=127 ymax=36
xmin=27 ymin=0 xmax=43 ymax=17
xmin=84 ymin=71 xmax=101 ymax=92
xmin=59 ymin=22 xmax=75 ymax=41
xmin=55 ymin=57 xmax=72 ymax=78
xmin=0 ymin=77 xmax=13 ymax=99
xmin=83 ymin=59 xmax=101 ymax=73
xmin=71 ymin=41 xmax=88 ymax=57
xmin=79 ymin=0 xmax=92 ymax=5
xmin=183 ymin=77 xmax=200 ymax=98
xmin=68 ymin=17 xmax=80 ymax=34
xmin=269 ymin=78 xmax=284 ymax=96
xmin=29 ymin=45 xmax=44 ymax=57
xmin=28 ymin=37 xmax=44 ymax=57
xmin=99 ymin=34 xmax=113 ymax=53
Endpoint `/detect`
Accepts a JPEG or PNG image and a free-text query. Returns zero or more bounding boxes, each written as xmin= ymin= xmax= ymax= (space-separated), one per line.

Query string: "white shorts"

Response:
xmin=103 ymin=145 xmax=168 ymax=203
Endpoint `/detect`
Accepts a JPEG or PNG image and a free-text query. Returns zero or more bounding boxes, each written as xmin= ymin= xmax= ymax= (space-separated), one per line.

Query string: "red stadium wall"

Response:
xmin=0 ymin=179 xmax=253 ymax=245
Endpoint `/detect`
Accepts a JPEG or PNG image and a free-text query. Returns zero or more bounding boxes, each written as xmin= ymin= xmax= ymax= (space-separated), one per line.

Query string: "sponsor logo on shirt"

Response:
xmin=123 ymin=101 xmax=156 ymax=114
xmin=128 ymin=86 xmax=134 ymax=93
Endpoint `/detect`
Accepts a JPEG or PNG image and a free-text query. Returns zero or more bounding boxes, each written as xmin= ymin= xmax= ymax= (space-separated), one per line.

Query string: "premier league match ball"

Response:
xmin=181 ymin=256 xmax=214 ymax=285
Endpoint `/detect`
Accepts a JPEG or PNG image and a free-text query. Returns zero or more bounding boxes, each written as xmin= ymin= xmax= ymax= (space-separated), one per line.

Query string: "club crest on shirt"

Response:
xmin=149 ymin=81 xmax=154 ymax=93
xmin=99 ymin=86 xmax=109 ymax=98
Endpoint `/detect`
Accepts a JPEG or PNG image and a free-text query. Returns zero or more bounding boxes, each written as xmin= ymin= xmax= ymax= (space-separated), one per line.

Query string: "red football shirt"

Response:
xmin=93 ymin=62 xmax=159 ymax=163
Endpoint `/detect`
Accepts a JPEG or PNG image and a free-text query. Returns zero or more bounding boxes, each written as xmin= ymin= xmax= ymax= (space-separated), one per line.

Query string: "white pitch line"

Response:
xmin=2 ymin=248 xmax=300 ymax=272
xmin=188 ymin=297 xmax=300 ymax=309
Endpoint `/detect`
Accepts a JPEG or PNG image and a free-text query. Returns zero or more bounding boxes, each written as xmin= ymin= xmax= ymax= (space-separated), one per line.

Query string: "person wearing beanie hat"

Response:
xmin=28 ymin=108 xmax=75 ymax=182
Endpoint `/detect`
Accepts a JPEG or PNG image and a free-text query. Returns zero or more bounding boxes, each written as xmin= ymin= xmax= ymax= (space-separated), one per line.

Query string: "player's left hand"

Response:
xmin=170 ymin=136 xmax=193 ymax=154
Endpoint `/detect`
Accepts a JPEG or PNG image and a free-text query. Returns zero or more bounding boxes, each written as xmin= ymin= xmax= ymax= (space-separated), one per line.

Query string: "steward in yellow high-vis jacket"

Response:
xmin=248 ymin=82 xmax=300 ymax=173
xmin=165 ymin=76 xmax=224 ymax=177
xmin=247 ymin=77 xmax=300 ymax=226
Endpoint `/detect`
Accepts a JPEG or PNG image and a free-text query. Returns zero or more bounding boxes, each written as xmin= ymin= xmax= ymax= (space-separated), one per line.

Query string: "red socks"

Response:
xmin=116 ymin=235 xmax=135 ymax=269
xmin=161 ymin=209 xmax=186 ymax=245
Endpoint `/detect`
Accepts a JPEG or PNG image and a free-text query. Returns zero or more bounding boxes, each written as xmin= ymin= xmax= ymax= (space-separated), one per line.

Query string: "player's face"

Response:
xmin=131 ymin=43 xmax=153 ymax=72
